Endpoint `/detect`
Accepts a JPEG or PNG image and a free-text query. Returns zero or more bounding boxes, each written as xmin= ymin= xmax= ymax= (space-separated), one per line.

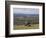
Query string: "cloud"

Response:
xmin=13 ymin=8 xmax=39 ymax=14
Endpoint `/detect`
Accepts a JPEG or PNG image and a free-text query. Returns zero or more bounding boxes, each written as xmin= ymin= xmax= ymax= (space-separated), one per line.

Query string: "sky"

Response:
xmin=13 ymin=8 xmax=39 ymax=14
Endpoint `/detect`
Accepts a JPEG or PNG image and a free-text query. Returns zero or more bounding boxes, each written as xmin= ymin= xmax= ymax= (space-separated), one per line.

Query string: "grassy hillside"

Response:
xmin=14 ymin=24 xmax=39 ymax=30
xmin=13 ymin=14 xmax=39 ymax=30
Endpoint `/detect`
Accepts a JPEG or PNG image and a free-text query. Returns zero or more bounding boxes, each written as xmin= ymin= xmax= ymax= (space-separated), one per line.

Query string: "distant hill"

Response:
xmin=14 ymin=13 xmax=39 ymax=17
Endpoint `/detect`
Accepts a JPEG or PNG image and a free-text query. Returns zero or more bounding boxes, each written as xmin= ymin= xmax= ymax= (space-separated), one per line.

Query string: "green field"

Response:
xmin=14 ymin=24 xmax=39 ymax=30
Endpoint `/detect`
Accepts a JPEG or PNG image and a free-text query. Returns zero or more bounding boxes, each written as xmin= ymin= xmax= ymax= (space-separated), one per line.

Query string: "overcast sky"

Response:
xmin=13 ymin=8 xmax=39 ymax=14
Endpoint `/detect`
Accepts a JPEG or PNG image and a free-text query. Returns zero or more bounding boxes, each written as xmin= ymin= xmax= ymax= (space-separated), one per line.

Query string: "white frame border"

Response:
xmin=10 ymin=5 xmax=43 ymax=35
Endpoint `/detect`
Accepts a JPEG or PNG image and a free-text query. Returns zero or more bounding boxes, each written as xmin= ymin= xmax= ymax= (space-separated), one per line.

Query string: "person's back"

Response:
xmin=25 ymin=21 xmax=28 ymax=26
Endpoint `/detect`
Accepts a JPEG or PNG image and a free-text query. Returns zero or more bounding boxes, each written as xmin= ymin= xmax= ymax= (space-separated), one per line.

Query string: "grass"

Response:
xmin=14 ymin=24 xmax=39 ymax=30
